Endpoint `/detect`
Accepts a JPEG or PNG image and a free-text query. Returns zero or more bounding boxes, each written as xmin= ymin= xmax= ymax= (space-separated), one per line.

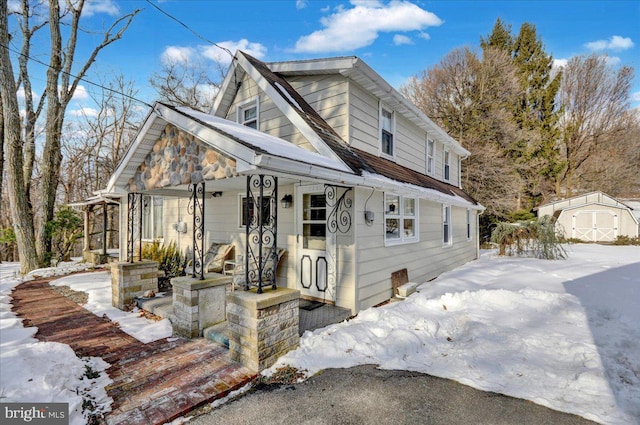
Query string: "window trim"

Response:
xmin=384 ymin=193 xmax=419 ymax=246
xmin=466 ymin=209 xmax=472 ymax=241
xmin=238 ymin=192 xmax=273 ymax=228
xmin=443 ymin=147 xmax=451 ymax=182
xmin=443 ymin=204 xmax=452 ymax=246
xmin=237 ymin=97 xmax=259 ymax=129
xmin=426 ymin=137 xmax=435 ymax=175
xmin=379 ymin=103 xmax=395 ymax=159
xmin=141 ymin=195 xmax=164 ymax=241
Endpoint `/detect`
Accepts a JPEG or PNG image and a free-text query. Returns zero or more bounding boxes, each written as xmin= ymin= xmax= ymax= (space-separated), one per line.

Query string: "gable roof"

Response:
xmin=216 ymin=52 xmax=479 ymax=206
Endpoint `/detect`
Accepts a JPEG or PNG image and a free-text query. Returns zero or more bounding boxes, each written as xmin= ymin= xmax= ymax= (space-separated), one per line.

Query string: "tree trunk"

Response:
xmin=0 ymin=4 xmax=39 ymax=273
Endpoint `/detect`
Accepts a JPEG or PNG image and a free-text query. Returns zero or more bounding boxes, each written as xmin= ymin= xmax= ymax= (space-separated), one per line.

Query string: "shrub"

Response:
xmin=612 ymin=235 xmax=640 ymax=246
xmin=46 ymin=207 xmax=83 ymax=262
xmin=491 ymin=215 xmax=566 ymax=260
xmin=141 ymin=240 xmax=186 ymax=280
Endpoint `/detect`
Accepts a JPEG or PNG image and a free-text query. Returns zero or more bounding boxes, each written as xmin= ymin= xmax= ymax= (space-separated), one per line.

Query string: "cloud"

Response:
xmin=393 ymin=34 xmax=413 ymax=45
xmin=631 ymin=91 xmax=640 ymax=103
xmin=68 ymin=107 xmax=100 ymax=118
xmin=553 ymin=58 xmax=568 ymax=69
xmin=604 ymin=56 xmax=621 ymax=66
xmin=296 ymin=0 xmax=307 ymax=10
xmin=80 ymin=0 xmax=120 ymax=17
xmin=201 ymin=39 xmax=267 ymax=65
xmin=585 ymin=35 xmax=634 ymax=52
xmin=71 ymin=85 xmax=89 ymax=100
xmin=16 ymin=86 xmax=39 ymax=100
xmin=418 ymin=32 xmax=430 ymax=40
xmin=293 ymin=0 xmax=443 ymax=53
xmin=161 ymin=46 xmax=197 ymax=65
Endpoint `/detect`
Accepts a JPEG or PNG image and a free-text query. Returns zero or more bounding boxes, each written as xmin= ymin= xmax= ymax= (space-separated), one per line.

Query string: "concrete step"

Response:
xmin=136 ymin=294 xmax=173 ymax=319
xmin=203 ymin=321 xmax=229 ymax=348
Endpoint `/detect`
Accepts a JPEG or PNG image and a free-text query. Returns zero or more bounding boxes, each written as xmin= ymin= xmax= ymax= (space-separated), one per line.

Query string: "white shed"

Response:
xmin=537 ymin=192 xmax=639 ymax=242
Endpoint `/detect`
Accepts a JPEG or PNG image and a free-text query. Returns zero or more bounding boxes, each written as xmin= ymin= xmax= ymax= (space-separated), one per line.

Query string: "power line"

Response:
xmin=143 ymin=0 xmax=234 ymax=60
xmin=0 ymin=42 xmax=154 ymax=108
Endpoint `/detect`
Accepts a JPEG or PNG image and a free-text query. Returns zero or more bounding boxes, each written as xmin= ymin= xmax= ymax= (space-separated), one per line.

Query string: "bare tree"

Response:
xmin=150 ymin=58 xmax=223 ymax=112
xmin=557 ymin=55 xmax=635 ymax=196
xmin=1 ymin=0 xmax=139 ymax=272
xmin=402 ymin=47 xmax=523 ymax=219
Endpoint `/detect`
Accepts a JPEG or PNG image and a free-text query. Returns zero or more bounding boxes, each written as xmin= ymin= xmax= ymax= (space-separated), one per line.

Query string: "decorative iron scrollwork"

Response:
xmin=245 ymin=175 xmax=278 ymax=293
xmin=188 ymin=182 xmax=206 ymax=280
xmin=325 ymin=185 xmax=353 ymax=234
xmin=127 ymin=193 xmax=142 ymax=263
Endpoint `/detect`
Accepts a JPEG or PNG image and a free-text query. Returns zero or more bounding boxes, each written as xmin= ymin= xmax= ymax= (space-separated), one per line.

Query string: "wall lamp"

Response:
xmin=211 ymin=191 xmax=223 ymax=198
xmin=280 ymin=194 xmax=293 ymax=209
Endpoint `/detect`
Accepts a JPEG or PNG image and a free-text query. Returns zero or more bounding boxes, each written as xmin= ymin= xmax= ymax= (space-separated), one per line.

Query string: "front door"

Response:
xmin=297 ymin=186 xmax=329 ymax=300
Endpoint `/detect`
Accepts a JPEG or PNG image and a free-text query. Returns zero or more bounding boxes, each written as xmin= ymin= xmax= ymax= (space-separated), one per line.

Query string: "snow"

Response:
xmin=268 ymin=244 xmax=640 ymax=425
xmin=0 ymin=261 xmax=172 ymax=424
xmin=176 ymin=106 xmax=352 ymax=172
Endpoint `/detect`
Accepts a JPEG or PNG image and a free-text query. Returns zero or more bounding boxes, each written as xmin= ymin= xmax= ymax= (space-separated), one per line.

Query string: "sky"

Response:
xmin=9 ymin=0 xmax=640 ymax=117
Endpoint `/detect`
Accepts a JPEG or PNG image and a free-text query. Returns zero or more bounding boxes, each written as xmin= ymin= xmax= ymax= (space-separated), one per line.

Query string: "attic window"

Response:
xmin=380 ymin=105 xmax=395 ymax=157
xmin=238 ymin=98 xmax=258 ymax=129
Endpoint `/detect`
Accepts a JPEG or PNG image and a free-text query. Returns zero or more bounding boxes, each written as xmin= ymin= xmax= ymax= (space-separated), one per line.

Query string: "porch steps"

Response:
xmin=203 ymin=322 xmax=230 ymax=348
xmin=135 ymin=294 xmax=173 ymax=319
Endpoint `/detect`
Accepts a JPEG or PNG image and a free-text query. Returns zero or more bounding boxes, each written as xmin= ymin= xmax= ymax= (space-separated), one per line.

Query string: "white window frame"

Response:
xmin=379 ymin=103 xmax=395 ymax=159
xmin=384 ymin=193 xmax=419 ymax=246
xmin=466 ymin=209 xmax=472 ymax=241
xmin=237 ymin=97 xmax=259 ymax=129
xmin=426 ymin=137 xmax=435 ymax=175
xmin=142 ymin=195 xmax=164 ymax=241
xmin=443 ymin=205 xmax=452 ymax=246
xmin=238 ymin=193 xmax=273 ymax=228
xmin=443 ymin=148 xmax=451 ymax=182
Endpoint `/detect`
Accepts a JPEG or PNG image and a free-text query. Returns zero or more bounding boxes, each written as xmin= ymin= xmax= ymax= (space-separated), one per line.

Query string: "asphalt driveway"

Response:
xmin=189 ymin=365 xmax=597 ymax=425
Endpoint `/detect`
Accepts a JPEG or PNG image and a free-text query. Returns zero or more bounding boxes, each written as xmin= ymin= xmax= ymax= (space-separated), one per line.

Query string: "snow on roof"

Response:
xmin=176 ymin=106 xmax=352 ymax=173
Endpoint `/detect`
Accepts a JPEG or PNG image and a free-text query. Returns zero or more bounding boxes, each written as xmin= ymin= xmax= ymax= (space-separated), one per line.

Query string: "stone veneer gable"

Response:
xmin=127 ymin=124 xmax=238 ymax=191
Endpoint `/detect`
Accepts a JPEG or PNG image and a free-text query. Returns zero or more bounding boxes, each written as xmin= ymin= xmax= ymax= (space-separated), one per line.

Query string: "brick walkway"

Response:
xmin=11 ymin=278 xmax=256 ymax=425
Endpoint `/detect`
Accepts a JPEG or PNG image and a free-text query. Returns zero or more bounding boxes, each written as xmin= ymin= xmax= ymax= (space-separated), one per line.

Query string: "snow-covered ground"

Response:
xmin=269 ymin=244 xmax=640 ymax=425
xmin=0 ymin=261 xmax=172 ymax=425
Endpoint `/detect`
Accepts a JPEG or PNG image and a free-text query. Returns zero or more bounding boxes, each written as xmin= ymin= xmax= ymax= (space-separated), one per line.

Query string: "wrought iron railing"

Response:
xmin=188 ymin=182 xmax=206 ymax=280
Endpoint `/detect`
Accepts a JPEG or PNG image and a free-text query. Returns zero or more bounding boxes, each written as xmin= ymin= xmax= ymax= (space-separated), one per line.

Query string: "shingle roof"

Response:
xmin=241 ymin=52 xmax=478 ymax=206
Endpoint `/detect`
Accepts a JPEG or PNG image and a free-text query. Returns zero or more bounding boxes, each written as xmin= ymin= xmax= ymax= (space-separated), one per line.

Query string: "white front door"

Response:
xmin=297 ymin=186 xmax=329 ymax=300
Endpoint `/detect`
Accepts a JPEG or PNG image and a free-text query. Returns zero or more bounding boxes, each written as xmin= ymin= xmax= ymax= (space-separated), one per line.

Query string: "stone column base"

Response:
xmin=227 ymin=287 xmax=300 ymax=372
xmin=110 ymin=260 xmax=158 ymax=309
xmin=171 ymin=274 xmax=230 ymax=338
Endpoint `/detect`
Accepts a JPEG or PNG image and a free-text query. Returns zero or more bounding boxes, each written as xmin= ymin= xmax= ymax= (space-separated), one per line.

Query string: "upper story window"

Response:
xmin=384 ymin=193 xmax=418 ymax=245
xmin=426 ymin=138 xmax=435 ymax=175
xmin=380 ymin=105 xmax=395 ymax=158
xmin=142 ymin=195 xmax=163 ymax=240
xmin=237 ymin=98 xmax=258 ymax=129
xmin=443 ymin=205 xmax=452 ymax=246
xmin=443 ymin=148 xmax=451 ymax=181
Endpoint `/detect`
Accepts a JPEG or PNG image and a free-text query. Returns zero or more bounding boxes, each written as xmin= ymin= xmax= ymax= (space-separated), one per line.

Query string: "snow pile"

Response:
xmin=49 ymin=272 xmax=173 ymax=343
xmin=270 ymin=245 xmax=640 ymax=425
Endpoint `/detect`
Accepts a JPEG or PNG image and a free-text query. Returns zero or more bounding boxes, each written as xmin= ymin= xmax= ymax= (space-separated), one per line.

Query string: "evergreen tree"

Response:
xmin=480 ymin=18 xmax=513 ymax=53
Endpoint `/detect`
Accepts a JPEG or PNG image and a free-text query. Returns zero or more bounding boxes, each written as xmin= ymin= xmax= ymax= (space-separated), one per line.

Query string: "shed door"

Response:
xmin=572 ymin=211 xmax=618 ymax=242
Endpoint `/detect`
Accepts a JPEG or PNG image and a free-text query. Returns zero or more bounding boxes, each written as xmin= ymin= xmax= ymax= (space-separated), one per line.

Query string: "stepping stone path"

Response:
xmin=11 ymin=277 xmax=256 ymax=425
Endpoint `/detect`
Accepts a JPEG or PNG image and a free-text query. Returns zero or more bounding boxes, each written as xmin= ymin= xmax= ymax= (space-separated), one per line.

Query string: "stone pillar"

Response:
xmin=227 ymin=288 xmax=300 ymax=372
xmin=171 ymin=275 xmax=230 ymax=338
xmin=110 ymin=260 xmax=159 ymax=309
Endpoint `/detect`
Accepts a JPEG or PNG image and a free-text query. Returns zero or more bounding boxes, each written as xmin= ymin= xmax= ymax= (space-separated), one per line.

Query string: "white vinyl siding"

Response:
xmin=355 ymin=189 xmax=478 ymax=312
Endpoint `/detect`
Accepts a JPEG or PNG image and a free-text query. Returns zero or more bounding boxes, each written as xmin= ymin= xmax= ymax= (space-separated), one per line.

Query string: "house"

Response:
xmin=102 ymin=51 xmax=483 ymax=314
xmin=537 ymin=191 xmax=640 ymax=242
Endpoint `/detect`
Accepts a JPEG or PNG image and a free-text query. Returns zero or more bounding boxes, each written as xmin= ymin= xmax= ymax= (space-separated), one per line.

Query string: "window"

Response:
xmin=443 ymin=148 xmax=450 ymax=181
xmin=239 ymin=194 xmax=273 ymax=227
xmin=443 ymin=205 xmax=452 ymax=246
xmin=238 ymin=98 xmax=258 ymax=129
xmin=385 ymin=194 xmax=418 ymax=244
xmin=426 ymin=138 xmax=435 ymax=175
xmin=302 ymin=193 xmax=327 ymax=251
xmin=380 ymin=105 xmax=394 ymax=157
xmin=466 ymin=209 xmax=472 ymax=240
xmin=142 ymin=195 xmax=163 ymax=240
